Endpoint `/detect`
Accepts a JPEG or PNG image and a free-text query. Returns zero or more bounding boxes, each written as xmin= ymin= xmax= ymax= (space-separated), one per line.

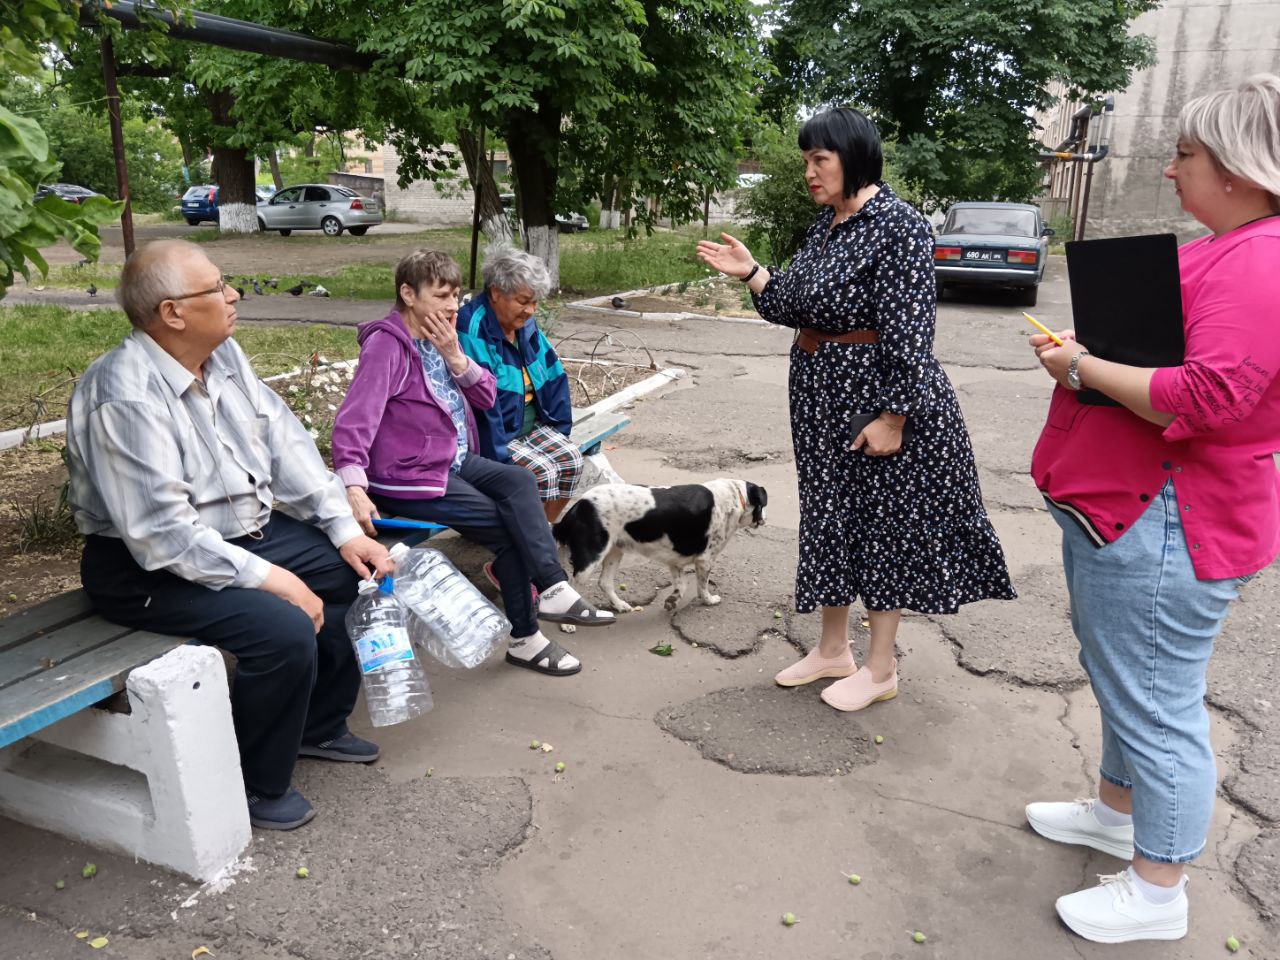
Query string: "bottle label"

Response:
xmin=356 ymin=627 xmax=414 ymax=674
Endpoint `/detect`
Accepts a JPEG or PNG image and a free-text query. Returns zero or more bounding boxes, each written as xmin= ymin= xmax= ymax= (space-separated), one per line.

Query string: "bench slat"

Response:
xmin=0 ymin=590 xmax=95 ymax=653
xmin=570 ymin=411 xmax=630 ymax=455
xmin=0 ymin=631 xmax=188 ymax=749
xmin=0 ymin=615 xmax=138 ymax=692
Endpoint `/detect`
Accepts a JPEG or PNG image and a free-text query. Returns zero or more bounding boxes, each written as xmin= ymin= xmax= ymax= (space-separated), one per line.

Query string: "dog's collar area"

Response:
xmin=736 ymin=485 xmax=748 ymax=511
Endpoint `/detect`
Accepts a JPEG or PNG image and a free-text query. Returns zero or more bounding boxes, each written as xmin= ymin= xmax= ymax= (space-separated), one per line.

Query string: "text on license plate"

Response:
xmin=964 ymin=250 xmax=1004 ymax=261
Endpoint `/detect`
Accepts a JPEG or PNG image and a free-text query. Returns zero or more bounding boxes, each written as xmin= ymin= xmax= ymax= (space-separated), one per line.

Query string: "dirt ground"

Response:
xmin=583 ymin=275 xmax=759 ymax=319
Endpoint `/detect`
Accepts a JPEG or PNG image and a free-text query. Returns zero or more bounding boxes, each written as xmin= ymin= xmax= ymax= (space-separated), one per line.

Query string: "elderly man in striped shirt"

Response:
xmin=66 ymin=240 xmax=394 ymax=831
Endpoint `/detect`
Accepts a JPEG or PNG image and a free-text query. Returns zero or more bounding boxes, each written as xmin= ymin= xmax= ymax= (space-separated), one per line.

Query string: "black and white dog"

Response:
xmin=552 ymin=479 xmax=768 ymax=613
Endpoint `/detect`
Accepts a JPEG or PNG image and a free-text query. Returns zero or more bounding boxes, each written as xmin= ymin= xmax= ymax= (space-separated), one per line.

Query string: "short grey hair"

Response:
xmin=481 ymin=245 xmax=552 ymax=300
xmin=116 ymin=239 xmax=205 ymax=329
xmin=1179 ymin=73 xmax=1280 ymax=210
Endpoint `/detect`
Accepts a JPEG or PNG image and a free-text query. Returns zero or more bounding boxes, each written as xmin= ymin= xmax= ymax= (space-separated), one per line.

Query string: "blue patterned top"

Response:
xmin=414 ymin=339 xmax=468 ymax=471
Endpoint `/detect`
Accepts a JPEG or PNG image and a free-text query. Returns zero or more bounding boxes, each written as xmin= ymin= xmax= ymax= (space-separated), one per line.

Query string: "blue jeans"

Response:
xmin=1051 ymin=481 xmax=1240 ymax=864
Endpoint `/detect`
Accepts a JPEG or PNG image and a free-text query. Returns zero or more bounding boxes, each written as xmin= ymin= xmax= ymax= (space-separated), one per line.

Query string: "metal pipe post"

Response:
xmin=100 ymin=33 xmax=135 ymax=258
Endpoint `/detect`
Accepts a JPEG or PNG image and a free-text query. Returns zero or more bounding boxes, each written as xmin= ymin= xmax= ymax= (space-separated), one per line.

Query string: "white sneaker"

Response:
xmin=1025 ymin=798 xmax=1135 ymax=859
xmin=1056 ymin=870 xmax=1188 ymax=943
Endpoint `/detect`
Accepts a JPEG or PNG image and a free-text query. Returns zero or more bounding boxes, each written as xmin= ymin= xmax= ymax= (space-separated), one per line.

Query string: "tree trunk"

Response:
xmin=457 ymin=122 xmax=512 ymax=245
xmin=599 ymin=173 xmax=616 ymax=230
xmin=208 ymin=89 xmax=258 ymax=234
xmin=304 ymin=134 xmax=316 ymax=158
xmin=504 ymin=98 xmax=563 ymax=291
xmin=267 ymin=150 xmax=284 ymax=191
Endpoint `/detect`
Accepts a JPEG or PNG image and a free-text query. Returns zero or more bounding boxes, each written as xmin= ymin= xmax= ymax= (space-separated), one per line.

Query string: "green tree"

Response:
xmin=738 ymin=122 xmax=814 ymax=266
xmin=0 ymin=0 xmax=122 ymax=298
xmin=765 ymin=0 xmax=1158 ymax=208
xmin=367 ymin=0 xmax=762 ymax=287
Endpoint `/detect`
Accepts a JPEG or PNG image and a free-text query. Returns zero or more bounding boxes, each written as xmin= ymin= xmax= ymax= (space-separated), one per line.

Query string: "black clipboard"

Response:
xmin=1065 ymin=234 xmax=1185 ymax=406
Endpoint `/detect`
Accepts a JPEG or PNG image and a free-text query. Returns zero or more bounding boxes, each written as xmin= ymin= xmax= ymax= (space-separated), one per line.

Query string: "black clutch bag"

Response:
xmin=848 ymin=412 xmax=913 ymax=451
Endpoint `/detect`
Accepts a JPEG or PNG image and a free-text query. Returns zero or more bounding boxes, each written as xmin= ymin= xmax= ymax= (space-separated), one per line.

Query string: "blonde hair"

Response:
xmin=1178 ymin=73 xmax=1280 ymax=211
xmin=115 ymin=240 xmax=205 ymax=329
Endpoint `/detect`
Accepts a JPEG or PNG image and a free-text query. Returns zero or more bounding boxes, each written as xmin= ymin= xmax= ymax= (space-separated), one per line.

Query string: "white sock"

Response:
xmin=537 ymin=580 xmax=583 ymax=616
xmin=1093 ymin=797 xmax=1133 ymax=827
xmin=507 ymin=631 xmax=580 ymax=670
xmin=1129 ymin=867 xmax=1184 ymax=905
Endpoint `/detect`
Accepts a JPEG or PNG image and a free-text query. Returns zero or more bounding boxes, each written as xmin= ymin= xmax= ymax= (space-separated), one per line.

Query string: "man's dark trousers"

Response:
xmin=81 ymin=513 xmax=361 ymax=798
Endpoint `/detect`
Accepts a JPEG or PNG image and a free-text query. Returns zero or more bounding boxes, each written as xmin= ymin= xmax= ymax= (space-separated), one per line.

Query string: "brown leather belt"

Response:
xmin=795 ymin=328 xmax=880 ymax=353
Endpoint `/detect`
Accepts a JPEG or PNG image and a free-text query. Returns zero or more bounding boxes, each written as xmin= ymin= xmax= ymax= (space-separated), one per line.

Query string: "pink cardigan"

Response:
xmin=1032 ymin=216 xmax=1280 ymax=580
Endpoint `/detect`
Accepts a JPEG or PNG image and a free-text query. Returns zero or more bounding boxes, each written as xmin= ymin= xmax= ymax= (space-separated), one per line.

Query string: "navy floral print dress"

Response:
xmin=753 ymin=183 xmax=1015 ymax=614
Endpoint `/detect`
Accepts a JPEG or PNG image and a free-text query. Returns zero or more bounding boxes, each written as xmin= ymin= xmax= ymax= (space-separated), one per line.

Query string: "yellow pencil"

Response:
xmin=1022 ymin=311 xmax=1064 ymax=346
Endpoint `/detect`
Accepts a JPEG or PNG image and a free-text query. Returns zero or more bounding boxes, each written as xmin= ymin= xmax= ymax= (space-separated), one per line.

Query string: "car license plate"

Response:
xmin=964 ymin=250 xmax=1004 ymax=261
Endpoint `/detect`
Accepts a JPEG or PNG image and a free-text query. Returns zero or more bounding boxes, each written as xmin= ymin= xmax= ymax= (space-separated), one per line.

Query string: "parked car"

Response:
xmin=933 ymin=201 xmax=1053 ymax=306
xmin=33 ymin=183 xmax=101 ymax=205
xmin=554 ymin=211 xmax=589 ymax=233
xmin=499 ymin=193 xmax=590 ymax=233
xmin=256 ymin=183 xmax=382 ymax=237
xmin=181 ymin=185 xmax=276 ymax=225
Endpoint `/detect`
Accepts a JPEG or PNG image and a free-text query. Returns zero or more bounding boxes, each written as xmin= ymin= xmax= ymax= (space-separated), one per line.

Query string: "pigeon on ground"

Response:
xmin=286 ymin=282 xmax=305 ymax=296
xmin=267 ymin=279 xmax=279 ymax=289
xmin=222 ymin=274 xmax=235 ymax=281
xmin=86 ymin=283 xmax=97 ymax=296
xmin=235 ymin=286 xmax=246 ymax=298
xmin=76 ymin=258 xmax=92 ymax=268
xmin=308 ymin=284 xmax=330 ymax=298
xmin=610 ymin=296 xmax=627 ymax=309
xmin=252 ymin=279 xmax=265 ymax=296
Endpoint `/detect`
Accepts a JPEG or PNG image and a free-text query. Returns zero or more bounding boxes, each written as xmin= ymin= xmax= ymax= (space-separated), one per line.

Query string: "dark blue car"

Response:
xmin=181 ymin=185 xmax=275 ymax=225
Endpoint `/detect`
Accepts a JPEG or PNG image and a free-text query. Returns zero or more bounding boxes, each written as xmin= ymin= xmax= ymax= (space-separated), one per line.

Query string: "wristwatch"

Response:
xmin=1067 ymin=349 xmax=1090 ymax=390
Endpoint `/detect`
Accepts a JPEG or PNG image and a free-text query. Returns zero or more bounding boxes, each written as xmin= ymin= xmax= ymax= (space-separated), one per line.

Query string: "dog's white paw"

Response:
xmin=610 ymin=599 xmax=634 ymax=613
xmin=701 ymin=594 xmax=722 ymax=606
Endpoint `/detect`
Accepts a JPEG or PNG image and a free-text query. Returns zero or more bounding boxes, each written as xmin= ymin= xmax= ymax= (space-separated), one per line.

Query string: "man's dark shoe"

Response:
xmin=298 ymin=732 xmax=381 ymax=763
xmin=247 ymin=787 xmax=315 ymax=830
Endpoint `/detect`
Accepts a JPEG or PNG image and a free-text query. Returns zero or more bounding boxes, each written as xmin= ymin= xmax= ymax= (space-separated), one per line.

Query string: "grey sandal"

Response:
xmin=506 ymin=638 xmax=582 ymax=676
xmin=538 ymin=597 xmax=617 ymax=627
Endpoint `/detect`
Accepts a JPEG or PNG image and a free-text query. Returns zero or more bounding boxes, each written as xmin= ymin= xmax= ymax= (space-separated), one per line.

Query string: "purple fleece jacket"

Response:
xmin=331 ymin=309 xmax=496 ymax=499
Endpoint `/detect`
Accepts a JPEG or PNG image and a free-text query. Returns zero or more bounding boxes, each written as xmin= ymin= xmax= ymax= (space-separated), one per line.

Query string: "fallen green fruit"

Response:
xmin=530 ymin=740 xmax=541 ymax=749
xmin=913 ymin=931 xmax=926 ymax=943
xmin=650 ymin=643 xmax=674 ymax=656
xmin=618 ymin=584 xmax=627 ymax=591
xmin=6 ymin=593 xmax=16 ymax=603
xmin=555 ymin=762 xmax=566 ymax=773
xmin=54 ymin=879 xmax=65 ymax=890
xmin=81 ymin=863 xmax=97 ymax=879
xmin=874 ymin=735 xmax=884 ymax=744
xmin=425 ymin=767 xmax=434 ymax=778
xmin=845 ymin=873 xmax=861 ymax=885
xmin=773 ymin=611 xmax=782 ymax=619
xmin=296 ymin=867 xmax=309 ymax=879
xmin=1226 ymin=936 xmax=1241 ymax=952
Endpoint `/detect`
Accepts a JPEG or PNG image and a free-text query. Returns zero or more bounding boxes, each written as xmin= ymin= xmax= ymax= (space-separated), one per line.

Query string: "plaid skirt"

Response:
xmin=507 ymin=424 xmax=583 ymax=501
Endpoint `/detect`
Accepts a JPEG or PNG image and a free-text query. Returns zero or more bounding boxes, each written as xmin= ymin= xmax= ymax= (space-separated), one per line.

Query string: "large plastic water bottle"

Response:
xmin=345 ymin=575 xmax=433 ymax=726
xmin=388 ymin=542 xmax=511 ymax=668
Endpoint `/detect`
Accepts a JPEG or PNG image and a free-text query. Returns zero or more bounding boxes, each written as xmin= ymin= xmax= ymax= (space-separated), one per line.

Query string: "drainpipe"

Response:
xmin=1038 ymin=96 xmax=1114 ymax=240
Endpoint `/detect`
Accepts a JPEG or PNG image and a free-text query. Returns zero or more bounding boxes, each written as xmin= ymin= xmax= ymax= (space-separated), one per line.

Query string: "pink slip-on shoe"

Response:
xmin=774 ymin=647 xmax=856 ymax=687
xmin=484 ymin=561 xmax=539 ymax=604
xmin=820 ymin=659 xmax=898 ymax=712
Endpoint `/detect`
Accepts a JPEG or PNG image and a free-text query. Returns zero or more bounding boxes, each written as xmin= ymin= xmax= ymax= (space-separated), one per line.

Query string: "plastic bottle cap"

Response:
xmin=357 ymin=578 xmax=379 ymax=594
xmin=378 ymin=575 xmax=396 ymax=595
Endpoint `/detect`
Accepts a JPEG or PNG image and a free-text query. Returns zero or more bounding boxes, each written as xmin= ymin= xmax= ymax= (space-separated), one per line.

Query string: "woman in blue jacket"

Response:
xmin=458 ymin=246 xmax=582 ymax=529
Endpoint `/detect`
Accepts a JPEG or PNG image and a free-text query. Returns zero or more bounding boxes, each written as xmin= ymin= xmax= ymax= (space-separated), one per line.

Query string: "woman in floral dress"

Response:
xmin=697 ymin=107 xmax=1014 ymax=713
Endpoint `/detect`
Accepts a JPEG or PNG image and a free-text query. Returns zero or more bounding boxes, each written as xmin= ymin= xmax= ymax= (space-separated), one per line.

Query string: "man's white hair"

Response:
xmin=1179 ymin=73 xmax=1280 ymax=210
xmin=115 ymin=239 xmax=208 ymax=329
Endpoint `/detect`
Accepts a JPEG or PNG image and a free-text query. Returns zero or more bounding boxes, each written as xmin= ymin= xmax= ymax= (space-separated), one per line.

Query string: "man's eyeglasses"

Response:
xmin=166 ymin=279 xmax=232 ymax=304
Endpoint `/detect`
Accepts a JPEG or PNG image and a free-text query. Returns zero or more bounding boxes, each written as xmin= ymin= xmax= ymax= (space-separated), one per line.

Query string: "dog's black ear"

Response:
xmin=746 ymin=482 xmax=768 ymax=524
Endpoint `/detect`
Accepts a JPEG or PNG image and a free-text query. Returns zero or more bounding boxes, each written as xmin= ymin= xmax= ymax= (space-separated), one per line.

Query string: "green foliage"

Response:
xmin=0 ymin=0 xmax=124 ymax=297
xmin=738 ymin=122 xmax=816 ymax=266
xmin=766 ymin=0 xmax=1159 ymax=208
xmin=12 ymin=484 xmax=80 ymax=554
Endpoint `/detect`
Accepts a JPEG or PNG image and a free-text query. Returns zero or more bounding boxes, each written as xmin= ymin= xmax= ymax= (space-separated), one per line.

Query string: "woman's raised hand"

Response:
xmin=696 ymin=233 xmax=757 ymax=279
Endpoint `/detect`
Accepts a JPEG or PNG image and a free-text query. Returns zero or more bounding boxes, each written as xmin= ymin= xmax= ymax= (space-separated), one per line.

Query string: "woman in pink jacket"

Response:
xmin=1025 ymin=74 xmax=1280 ymax=943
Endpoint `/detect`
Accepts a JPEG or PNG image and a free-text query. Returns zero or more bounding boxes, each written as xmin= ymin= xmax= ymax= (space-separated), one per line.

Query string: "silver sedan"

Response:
xmin=256 ymin=183 xmax=382 ymax=237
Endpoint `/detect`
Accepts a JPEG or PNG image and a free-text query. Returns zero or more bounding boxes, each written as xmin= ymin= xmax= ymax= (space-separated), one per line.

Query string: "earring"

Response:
xmin=1225 ymin=181 xmax=1233 ymax=193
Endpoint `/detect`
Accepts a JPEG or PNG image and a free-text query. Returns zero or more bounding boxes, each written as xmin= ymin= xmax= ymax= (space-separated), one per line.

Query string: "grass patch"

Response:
xmin=558 ymin=225 xmax=731 ymax=297
xmin=0 ymin=305 xmax=358 ymax=431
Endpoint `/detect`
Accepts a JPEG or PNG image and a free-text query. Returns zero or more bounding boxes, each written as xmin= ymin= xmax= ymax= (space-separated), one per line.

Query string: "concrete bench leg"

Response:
xmin=0 ymin=646 xmax=250 ymax=881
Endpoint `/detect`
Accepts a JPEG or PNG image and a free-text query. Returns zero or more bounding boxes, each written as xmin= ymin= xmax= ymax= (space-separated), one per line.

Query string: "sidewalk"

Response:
xmin=1 ymin=261 xmax=1277 ymax=959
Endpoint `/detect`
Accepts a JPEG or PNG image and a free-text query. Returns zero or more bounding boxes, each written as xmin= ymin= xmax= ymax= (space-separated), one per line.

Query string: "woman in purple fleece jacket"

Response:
xmin=331 ymin=251 xmax=615 ymax=677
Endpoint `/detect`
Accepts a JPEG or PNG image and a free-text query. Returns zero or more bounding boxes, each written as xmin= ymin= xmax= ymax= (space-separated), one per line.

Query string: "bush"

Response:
xmin=738 ymin=123 xmax=815 ymax=267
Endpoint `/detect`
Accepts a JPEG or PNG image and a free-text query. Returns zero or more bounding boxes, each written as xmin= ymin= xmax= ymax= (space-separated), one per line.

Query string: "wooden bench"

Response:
xmin=375 ymin=406 xmax=631 ymax=546
xmin=0 ymin=592 xmax=250 ymax=880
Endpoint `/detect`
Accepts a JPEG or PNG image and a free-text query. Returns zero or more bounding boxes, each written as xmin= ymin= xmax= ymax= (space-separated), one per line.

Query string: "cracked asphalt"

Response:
xmin=3 ymin=257 xmax=1278 ymax=959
